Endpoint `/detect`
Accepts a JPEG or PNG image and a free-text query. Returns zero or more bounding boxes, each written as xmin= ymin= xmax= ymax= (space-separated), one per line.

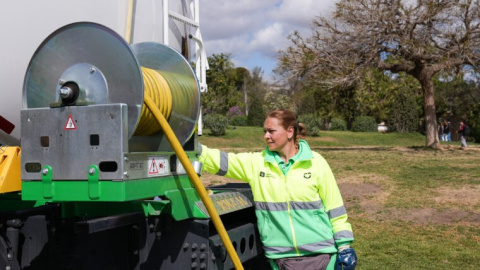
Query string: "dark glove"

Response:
xmin=335 ymin=246 xmax=357 ymax=270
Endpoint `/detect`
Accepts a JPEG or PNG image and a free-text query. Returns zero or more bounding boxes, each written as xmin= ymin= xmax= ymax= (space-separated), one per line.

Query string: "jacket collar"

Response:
xmin=264 ymin=139 xmax=313 ymax=163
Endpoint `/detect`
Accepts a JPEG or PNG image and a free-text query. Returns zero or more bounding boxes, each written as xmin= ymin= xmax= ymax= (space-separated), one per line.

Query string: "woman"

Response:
xmin=199 ymin=109 xmax=356 ymax=270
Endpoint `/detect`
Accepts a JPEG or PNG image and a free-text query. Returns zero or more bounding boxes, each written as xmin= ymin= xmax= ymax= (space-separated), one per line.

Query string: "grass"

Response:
xmin=199 ymin=126 xmax=480 ymax=269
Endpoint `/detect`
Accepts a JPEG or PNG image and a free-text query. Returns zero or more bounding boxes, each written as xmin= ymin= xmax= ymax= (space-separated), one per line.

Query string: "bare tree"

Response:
xmin=277 ymin=0 xmax=480 ymax=148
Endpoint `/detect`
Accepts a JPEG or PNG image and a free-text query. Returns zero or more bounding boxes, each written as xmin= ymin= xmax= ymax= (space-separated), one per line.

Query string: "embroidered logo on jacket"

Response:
xmin=304 ymin=172 xmax=312 ymax=179
xmin=259 ymin=171 xmax=275 ymax=178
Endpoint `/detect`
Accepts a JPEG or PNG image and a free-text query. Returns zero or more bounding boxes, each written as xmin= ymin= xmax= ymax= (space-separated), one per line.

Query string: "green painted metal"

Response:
xmin=164 ymin=188 xmax=208 ymax=220
xmin=21 ymin=170 xmax=209 ymax=220
xmin=22 ymin=173 xmax=196 ymax=201
xmin=18 ymin=199 xmax=170 ymax=219
xmin=88 ymin=165 xmax=100 ymax=199
xmin=41 ymin=165 xmax=53 ymax=199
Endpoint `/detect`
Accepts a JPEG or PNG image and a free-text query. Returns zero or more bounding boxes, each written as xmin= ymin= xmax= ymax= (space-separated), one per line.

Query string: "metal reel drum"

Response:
xmin=23 ymin=22 xmax=144 ymax=139
xmin=23 ymin=22 xmax=200 ymax=151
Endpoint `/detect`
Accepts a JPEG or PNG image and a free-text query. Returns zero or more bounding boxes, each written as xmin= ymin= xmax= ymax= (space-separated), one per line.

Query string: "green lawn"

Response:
xmin=199 ymin=126 xmax=480 ymax=269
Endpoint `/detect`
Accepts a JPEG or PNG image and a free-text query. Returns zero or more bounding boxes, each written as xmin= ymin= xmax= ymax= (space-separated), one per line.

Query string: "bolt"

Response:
xmin=200 ymin=244 xmax=207 ymax=252
xmin=124 ymin=157 xmax=129 ymax=162
xmin=89 ymin=168 xmax=96 ymax=175
xmin=90 ymin=67 xmax=96 ymax=74
xmin=42 ymin=168 xmax=49 ymax=175
xmin=192 ymin=243 xmax=198 ymax=251
xmin=183 ymin=243 xmax=190 ymax=250
xmin=59 ymin=86 xmax=74 ymax=99
xmin=58 ymin=79 xmax=65 ymax=85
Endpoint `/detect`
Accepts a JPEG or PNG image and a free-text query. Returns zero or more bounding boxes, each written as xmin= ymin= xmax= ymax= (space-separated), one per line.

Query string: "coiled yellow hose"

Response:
xmin=134 ymin=67 xmax=173 ymax=136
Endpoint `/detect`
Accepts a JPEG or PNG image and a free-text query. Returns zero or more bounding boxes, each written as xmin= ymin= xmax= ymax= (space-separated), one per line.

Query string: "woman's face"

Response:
xmin=263 ymin=117 xmax=293 ymax=152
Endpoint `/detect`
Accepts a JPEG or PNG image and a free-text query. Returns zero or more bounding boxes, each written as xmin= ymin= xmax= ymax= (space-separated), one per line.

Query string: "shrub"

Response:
xmin=230 ymin=116 xmax=248 ymax=126
xmin=203 ymin=114 xmax=228 ymax=136
xmin=351 ymin=116 xmax=377 ymax=132
xmin=329 ymin=118 xmax=347 ymax=131
xmin=388 ymin=91 xmax=420 ymax=133
xmin=227 ymin=106 xmax=244 ymax=119
xmin=471 ymin=126 xmax=480 ymax=143
xmin=247 ymin=98 xmax=265 ymax=127
xmin=298 ymin=114 xmax=321 ymax=137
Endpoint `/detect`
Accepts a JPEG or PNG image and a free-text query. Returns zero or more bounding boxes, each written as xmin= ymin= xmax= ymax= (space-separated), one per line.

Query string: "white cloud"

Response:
xmin=199 ymin=0 xmax=338 ymax=81
xmin=250 ymin=23 xmax=287 ymax=55
xmin=270 ymin=0 xmax=336 ymax=25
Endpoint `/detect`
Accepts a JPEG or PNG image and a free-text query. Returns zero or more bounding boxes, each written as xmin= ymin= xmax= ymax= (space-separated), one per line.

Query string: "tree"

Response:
xmin=357 ymin=70 xmax=423 ymax=125
xmin=246 ymin=67 xmax=268 ymax=126
xmin=276 ymin=0 xmax=480 ymax=148
xmin=388 ymin=88 xmax=421 ymax=133
xmin=247 ymin=95 xmax=265 ymax=127
xmin=263 ymin=91 xmax=296 ymax=114
xmin=203 ymin=53 xmax=242 ymax=115
xmin=234 ymin=67 xmax=250 ymax=116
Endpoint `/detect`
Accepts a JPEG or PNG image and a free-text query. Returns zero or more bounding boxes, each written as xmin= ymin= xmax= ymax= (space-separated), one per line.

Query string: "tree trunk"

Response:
xmin=418 ymin=71 xmax=441 ymax=149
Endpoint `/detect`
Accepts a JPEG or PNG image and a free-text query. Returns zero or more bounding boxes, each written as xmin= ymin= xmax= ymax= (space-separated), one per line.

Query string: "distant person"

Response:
xmin=443 ymin=119 xmax=451 ymax=142
xmin=199 ymin=109 xmax=357 ymax=270
xmin=458 ymin=121 xmax=470 ymax=148
xmin=438 ymin=121 xmax=445 ymax=142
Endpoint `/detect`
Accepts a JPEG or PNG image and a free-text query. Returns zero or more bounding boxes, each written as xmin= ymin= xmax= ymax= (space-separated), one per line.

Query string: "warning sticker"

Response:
xmin=148 ymin=156 xmax=169 ymax=177
xmin=64 ymin=115 xmax=77 ymax=130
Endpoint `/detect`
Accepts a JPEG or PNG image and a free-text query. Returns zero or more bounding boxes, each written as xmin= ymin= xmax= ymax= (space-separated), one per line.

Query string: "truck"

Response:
xmin=0 ymin=1 xmax=265 ymax=269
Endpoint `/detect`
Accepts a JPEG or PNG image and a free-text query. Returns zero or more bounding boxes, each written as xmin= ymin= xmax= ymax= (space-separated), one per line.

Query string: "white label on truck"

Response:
xmin=148 ymin=156 xmax=169 ymax=177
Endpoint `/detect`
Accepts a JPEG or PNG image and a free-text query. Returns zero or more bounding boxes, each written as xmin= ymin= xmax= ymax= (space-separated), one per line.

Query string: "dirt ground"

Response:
xmin=339 ymin=181 xmax=480 ymax=225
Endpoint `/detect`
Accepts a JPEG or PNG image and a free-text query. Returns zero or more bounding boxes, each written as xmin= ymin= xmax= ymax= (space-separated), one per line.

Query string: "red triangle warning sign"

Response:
xmin=64 ymin=115 xmax=77 ymax=130
xmin=149 ymin=158 xmax=158 ymax=175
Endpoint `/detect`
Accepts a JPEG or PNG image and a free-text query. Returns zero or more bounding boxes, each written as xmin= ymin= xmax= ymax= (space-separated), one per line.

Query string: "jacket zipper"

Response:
xmin=284 ymin=164 xmax=300 ymax=255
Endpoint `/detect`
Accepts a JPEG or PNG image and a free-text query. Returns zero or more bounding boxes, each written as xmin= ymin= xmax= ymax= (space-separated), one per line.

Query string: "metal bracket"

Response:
xmin=88 ymin=165 xmax=100 ymax=200
xmin=41 ymin=166 xmax=53 ymax=199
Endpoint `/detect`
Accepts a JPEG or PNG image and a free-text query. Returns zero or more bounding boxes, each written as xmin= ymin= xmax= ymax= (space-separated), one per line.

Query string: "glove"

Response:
xmin=335 ymin=245 xmax=357 ymax=270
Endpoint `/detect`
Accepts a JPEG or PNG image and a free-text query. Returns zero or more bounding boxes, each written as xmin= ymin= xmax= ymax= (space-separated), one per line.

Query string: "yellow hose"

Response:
xmin=143 ymin=95 xmax=244 ymax=270
xmin=135 ymin=67 xmax=173 ymax=136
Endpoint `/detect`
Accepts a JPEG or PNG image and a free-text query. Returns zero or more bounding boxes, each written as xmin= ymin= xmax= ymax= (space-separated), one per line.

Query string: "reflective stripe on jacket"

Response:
xmin=199 ymin=140 xmax=354 ymax=259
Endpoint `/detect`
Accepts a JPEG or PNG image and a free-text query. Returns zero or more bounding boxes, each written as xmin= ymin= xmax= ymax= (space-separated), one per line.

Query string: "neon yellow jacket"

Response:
xmin=199 ymin=140 xmax=354 ymax=260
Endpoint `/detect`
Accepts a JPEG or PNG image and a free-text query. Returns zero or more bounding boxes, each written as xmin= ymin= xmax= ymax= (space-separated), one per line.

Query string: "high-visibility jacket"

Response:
xmin=199 ymin=140 xmax=354 ymax=260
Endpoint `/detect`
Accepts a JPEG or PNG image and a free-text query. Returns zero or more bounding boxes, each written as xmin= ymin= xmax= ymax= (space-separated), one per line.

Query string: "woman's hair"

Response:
xmin=266 ymin=109 xmax=306 ymax=143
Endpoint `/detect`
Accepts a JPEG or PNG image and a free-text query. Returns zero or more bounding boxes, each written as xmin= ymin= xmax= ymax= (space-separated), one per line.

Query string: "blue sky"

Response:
xmin=199 ymin=0 xmax=337 ymax=82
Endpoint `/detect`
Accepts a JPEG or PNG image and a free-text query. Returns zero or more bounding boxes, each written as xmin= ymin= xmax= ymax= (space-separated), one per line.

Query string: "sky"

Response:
xmin=199 ymin=0 xmax=338 ymax=82
xmin=0 ymin=0 xmax=338 ymax=141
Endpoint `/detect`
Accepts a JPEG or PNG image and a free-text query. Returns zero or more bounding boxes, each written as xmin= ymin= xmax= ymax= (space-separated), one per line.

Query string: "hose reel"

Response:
xmin=23 ymin=22 xmax=200 ymax=151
